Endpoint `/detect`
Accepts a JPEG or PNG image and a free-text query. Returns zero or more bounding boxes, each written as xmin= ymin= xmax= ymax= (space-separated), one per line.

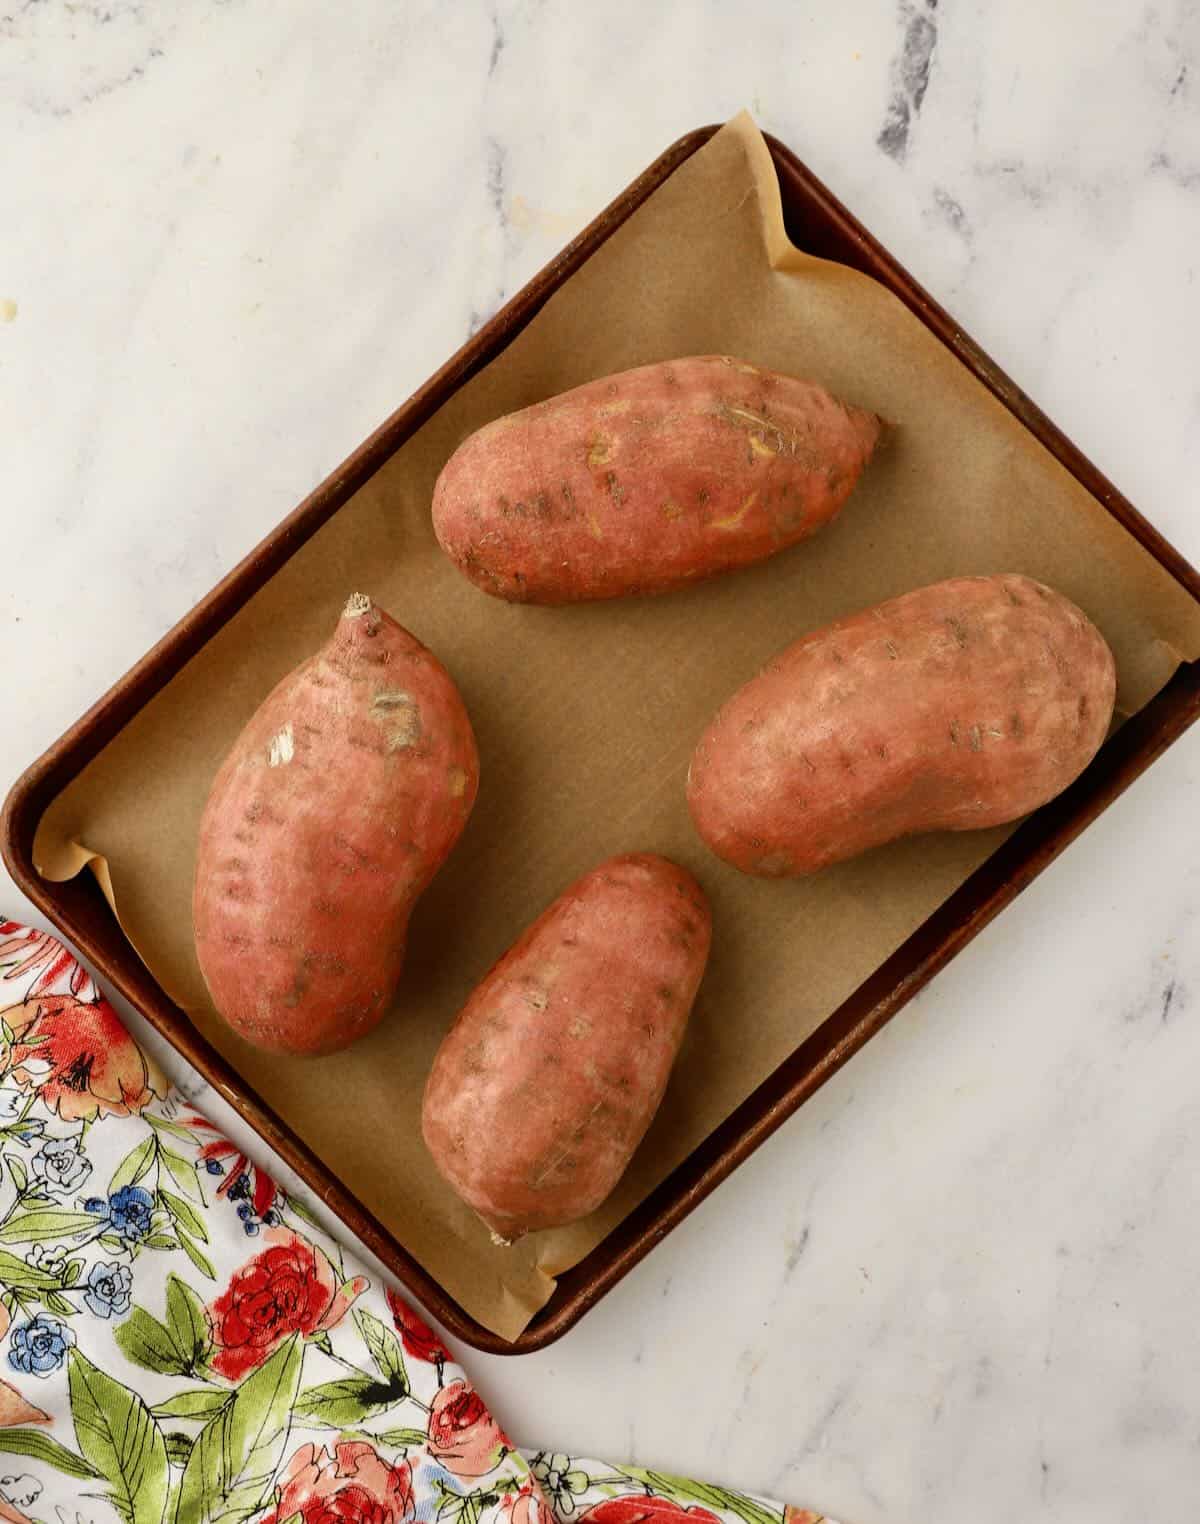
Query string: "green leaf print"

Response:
xmin=0 ymin=1427 xmax=102 ymax=1481
xmin=144 ymin=1113 xmax=196 ymax=1143
xmin=0 ymin=1208 xmax=100 ymax=1243
xmin=67 ymin=1347 xmax=170 ymax=1524
xmin=165 ymin=1274 xmax=210 ymax=1369
xmin=159 ymin=1145 xmax=205 ymax=1205
xmin=0 ymin=1246 xmax=62 ymax=1290
xmin=164 ymin=1431 xmax=194 ymax=1468
xmin=176 ymin=1228 xmax=217 ymax=1281
xmin=117 ymin=1279 xmax=210 ymax=1378
xmin=6 ymin=1155 xmax=27 ymax=1194
xmin=370 ymin=1426 xmax=430 ymax=1448
xmin=293 ymin=1374 xmax=405 ymax=1428
xmin=115 ymin=1307 xmax=193 ymax=1377
xmin=438 ymin=1490 xmax=492 ymax=1524
xmin=177 ymin=1334 xmax=302 ymax=1524
xmin=283 ymin=1194 xmax=322 ymax=1230
xmin=353 ymin=1307 xmax=409 ymax=1393
xmin=160 ymin=1188 xmax=209 ymax=1242
xmin=109 ymin=1135 xmax=158 ymax=1195
xmin=151 ymin=1389 xmax=231 ymax=1422
xmin=167 ymin=1471 xmax=183 ymax=1524
xmin=616 ymin=1470 xmax=782 ymax=1524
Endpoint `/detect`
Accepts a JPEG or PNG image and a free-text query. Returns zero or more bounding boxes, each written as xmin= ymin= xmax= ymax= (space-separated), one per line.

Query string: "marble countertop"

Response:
xmin=4 ymin=3 xmax=1200 ymax=1520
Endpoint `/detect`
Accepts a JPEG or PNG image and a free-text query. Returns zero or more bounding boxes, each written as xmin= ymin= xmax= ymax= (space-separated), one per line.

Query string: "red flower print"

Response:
xmin=2 ymin=994 xmax=167 ymax=1122
xmin=385 ymin=1288 xmax=449 ymax=1365
xmin=0 ymin=923 xmax=96 ymax=1003
xmin=259 ymin=1440 xmax=413 ymax=1524
xmin=206 ymin=1228 xmax=366 ymax=1382
xmin=427 ymin=1380 xmax=508 ymax=1478
xmin=200 ymin=1139 xmax=278 ymax=1214
xmin=499 ymin=1480 xmax=545 ymax=1524
xmin=577 ymin=1501 xmax=722 ymax=1524
xmin=183 ymin=1113 xmax=281 ymax=1227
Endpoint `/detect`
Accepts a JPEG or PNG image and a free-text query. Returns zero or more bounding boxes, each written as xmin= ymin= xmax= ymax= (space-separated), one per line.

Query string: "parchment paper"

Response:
xmin=34 ymin=115 xmax=1200 ymax=1340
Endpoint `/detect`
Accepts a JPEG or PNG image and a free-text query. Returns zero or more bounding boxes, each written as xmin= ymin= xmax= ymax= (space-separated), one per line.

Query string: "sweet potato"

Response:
xmin=422 ymin=853 xmax=711 ymax=1242
xmin=687 ymin=574 xmax=1116 ymax=876
xmin=193 ymin=594 xmax=479 ymax=1055
xmin=432 ymin=355 xmax=882 ymax=603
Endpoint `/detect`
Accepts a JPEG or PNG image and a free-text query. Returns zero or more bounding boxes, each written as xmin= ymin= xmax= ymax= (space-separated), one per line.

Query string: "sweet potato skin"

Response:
xmin=432 ymin=355 xmax=882 ymax=603
xmin=193 ymin=595 xmax=479 ymax=1056
xmin=687 ymin=574 xmax=1116 ymax=876
xmin=421 ymin=853 xmax=711 ymax=1242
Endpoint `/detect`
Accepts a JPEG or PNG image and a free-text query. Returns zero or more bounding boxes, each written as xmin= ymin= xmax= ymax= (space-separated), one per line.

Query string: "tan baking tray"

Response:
xmin=5 ymin=125 xmax=1200 ymax=1353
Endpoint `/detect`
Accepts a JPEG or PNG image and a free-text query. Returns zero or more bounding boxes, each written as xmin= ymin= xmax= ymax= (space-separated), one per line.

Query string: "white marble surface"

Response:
xmin=4 ymin=2 xmax=1200 ymax=1520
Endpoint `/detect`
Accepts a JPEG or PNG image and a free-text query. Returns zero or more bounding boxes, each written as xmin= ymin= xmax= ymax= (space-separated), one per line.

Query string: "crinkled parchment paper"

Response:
xmin=34 ymin=115 xmax=1200 ymax=1338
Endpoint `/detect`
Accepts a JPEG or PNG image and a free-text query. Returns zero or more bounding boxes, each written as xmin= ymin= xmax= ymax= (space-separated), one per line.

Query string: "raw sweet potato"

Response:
xmin=422 ymin=853 xmax=711 ymax=1242
xmin=193 ymin=594 xmax=479 ymax=1055
xmin=687 ymin=574 xmax=1116 ymax=876
xmin=432 ymin=355 xmax=882 ymax=603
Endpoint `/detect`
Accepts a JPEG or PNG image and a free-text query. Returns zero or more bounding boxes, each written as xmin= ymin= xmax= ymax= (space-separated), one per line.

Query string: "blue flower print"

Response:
xmin=82 ymin=1261 xmax=132 ymax=1319
xmin=30 ymin=1138 xmax=92 ymax=1196
xmin=109 ymin=1185 xmax=154 ymax=1239
xmin=7 ymin=1314 xmax=75 ymax=1377
xmin=233 ymin=1199 xmax=263 ymax=1236
xmin=84 ymin=1185 xmax=154 ymax=1242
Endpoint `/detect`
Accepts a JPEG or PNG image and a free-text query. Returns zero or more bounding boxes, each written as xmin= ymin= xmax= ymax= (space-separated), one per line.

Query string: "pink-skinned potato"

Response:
xmin=193 ymin=594 xmax=479 ymax=1056
xmin=687 ymin=574 xmax=1116 ymax=876
xmin=432 ymin=355 xmax=882 ymax=603
xmin=422 ymin=853 xmax=711 ymax=1242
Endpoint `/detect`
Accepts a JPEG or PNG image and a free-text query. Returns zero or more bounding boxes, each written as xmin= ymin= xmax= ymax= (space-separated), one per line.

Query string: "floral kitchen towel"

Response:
xmin=0 ymin=918 xmax=837 ymax=1524
xmin=521 ymin=1458 xmax=826 ymax=1524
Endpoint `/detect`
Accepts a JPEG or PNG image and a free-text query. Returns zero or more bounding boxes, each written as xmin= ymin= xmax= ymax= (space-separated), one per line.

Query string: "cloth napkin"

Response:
xmin=0 ymin=917 xmax=835 ymax=1524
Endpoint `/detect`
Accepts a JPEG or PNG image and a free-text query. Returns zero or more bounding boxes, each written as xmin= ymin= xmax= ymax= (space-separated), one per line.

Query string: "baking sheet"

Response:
xmin=34 ymin=114 xmax=1200 ymax=1340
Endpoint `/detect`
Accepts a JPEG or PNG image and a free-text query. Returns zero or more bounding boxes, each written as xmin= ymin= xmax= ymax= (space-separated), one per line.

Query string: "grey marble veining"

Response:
xmin=876 ymin=0 xmax=939 ymax=161
xmin=4 ymin=3 xmax=1200 ymax=1520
